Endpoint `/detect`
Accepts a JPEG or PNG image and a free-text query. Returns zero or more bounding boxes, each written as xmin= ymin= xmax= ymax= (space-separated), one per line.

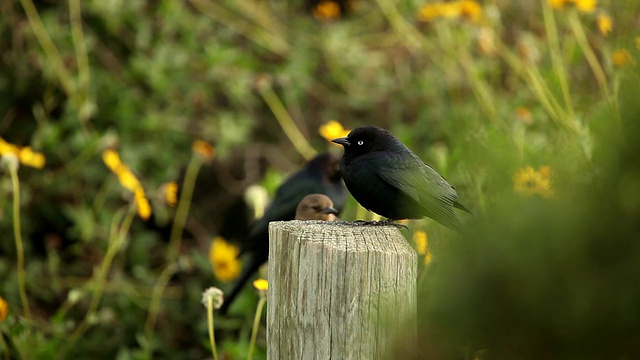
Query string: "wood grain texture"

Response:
xmin=267 ymin=220 xmax=417 ymax=360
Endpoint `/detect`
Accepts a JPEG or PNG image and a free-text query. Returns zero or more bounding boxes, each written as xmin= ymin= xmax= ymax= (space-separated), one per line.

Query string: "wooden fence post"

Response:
xmin=267 ymin=220 xmax=417 ymax=360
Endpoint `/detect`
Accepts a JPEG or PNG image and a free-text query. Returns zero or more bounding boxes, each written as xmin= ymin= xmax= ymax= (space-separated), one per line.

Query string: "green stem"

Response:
xmin=542 ymin=0 xmax=575 ymax=119
xmin=144 ymin=155 xmax=202 ymax=345
xmin=258 ymin=85 xmax=316 ymax=161
xmin=207 ymin=297 xmax=219 ymax=360
xmin=247 ymin=296 xmax=267 ymax=360
xmin=68 ymin=204 xmax=135 ymax=344
xmin=9 ymin=164 xmax=30 ymax=321
xmin=19 ymin=0 xmax=75 ymax=97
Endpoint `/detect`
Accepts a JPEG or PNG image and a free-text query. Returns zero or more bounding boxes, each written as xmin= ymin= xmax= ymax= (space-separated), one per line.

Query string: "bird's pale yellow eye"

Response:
xmin=357 ymin=140 xmax=364 ymax=145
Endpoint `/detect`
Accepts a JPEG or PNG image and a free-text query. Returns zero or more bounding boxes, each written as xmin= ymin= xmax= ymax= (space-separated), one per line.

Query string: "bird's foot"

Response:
xmin=349 ymin=219 xmax=408 ymax=230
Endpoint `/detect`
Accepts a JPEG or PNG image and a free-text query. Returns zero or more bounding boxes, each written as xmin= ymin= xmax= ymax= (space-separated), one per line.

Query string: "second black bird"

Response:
xmin=220 ymin=153 xmax=345 ymax=314
xmin=332 ymin=125 xmax=469 ymax=229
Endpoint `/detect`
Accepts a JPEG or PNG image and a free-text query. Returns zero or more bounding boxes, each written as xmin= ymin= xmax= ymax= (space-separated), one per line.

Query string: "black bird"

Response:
xmin=332 ymin=126 xmax=470 ymax=229
xmin=295 ymin=194 xmax=340 ymax=221
xmin=220 ymin=153 xmax=345 ymax=314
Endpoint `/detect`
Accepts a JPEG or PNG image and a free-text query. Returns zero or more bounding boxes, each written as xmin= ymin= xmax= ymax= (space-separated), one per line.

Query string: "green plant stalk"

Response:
xmin=144 ymin=155 xmax=202 ymax=343
xmin=68 ymin=204 xmax=135 ymax=343
xmin=567 ymin=9 xmax=618 ymax=122
xmin=0 ymin=327 xmax=9 ymax=360
xmin=542 ymin=0 xmax=576 ymax=119
xmin=9 ymin=164 xmax=31 ymax=321
xmin=68 ymin=0 xmax=93 ymax=132
xmin=258 ymin=85 xmax=317 ymax=161
xmin=247 ymin=296 xmax=267 ymax=360
xmin=207 ymin=297 xmax=219 ymax=360
xmin=19 ymin=0 xmax=75 ymax=97
xmin=189 ymin=0 xmax=289 ymax=56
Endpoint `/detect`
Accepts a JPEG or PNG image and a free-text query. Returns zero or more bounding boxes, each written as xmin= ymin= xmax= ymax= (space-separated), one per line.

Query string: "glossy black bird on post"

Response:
xmin=332 ymin=126 xmax=469 ymax=230
xmin=295 ymin=194 xmax=339 ymax=221
xmin=220 ymin=153 xmax=346 ymax=314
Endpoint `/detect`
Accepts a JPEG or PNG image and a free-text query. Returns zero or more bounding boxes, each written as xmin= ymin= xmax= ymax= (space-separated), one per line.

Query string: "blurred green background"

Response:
xmin=1 ymin=0 xmax=640 ymax=358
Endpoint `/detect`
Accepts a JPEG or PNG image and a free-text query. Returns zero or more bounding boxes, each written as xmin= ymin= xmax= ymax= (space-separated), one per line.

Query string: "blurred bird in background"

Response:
xmin=220 ymin=152 xmax=345 ymax=314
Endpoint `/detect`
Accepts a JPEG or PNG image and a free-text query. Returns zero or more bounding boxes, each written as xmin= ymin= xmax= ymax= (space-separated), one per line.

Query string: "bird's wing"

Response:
xmin=378 ymin=155 xmax=459 ymax=221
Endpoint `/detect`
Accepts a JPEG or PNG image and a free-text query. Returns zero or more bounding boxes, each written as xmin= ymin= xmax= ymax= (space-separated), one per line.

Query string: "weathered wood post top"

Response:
xmin=267 ymin=220 xmax=417 ymax=360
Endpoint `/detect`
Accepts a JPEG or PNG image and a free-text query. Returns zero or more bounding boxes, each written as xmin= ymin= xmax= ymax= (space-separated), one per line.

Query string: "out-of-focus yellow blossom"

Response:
xmin=0 ymin=295 xmax=8 ymax=322
xmin=253 ymin=279 xmax=268 ymax=292
xmin=612 ymin=49 xmax=634 ymax=68
xmin=597 ymin=13 xmax=612 ymax=36
xmin=417 ymin=1 xmax=483 ymax=23
xmin=134 ymin=188 xmax=151 ymax=220
xmin=0 ymin=137 xmax=46 ymax=169
xmin=573 ymin=0 xmax=596 ymax=12
xmin=192 ymin=140 xmax=216 ymax=161
xmin=163 ymin=181 xmax=178 ymax=207
xmin=319 ymin=120 xmax=350 ymax=143
xmin=516 ymin=107 xmax=533 ymax=125
xmin=209 ymin=237 xmax=241 ymax=282
xmin=477 ymin=27 xmax=496 ymax=56
xmin=102 ymin=149 xmax=152 ymax=220
xmin=413 ymin=230 xmax=432 ymax=265
xmin=312 ymin=0 xmax=341 ymax=21
xmin=513 ymin=166 xmax=554 ymax=198
xmin=548 ymin=0 xmax=596 ymax=12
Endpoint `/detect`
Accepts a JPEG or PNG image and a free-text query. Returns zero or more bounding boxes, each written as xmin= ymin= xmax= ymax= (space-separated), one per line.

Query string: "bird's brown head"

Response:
xmin=295 ymin=194 xmax=339 ymax=221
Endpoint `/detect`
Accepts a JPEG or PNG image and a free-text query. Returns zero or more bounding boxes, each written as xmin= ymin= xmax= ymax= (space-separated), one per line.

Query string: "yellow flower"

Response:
xmin=417 ymin=3 xmax=444 ymax=22
xmin=597 ymin=13 xmax=612 ymax=36
xmin=459 ymin=0 xmax=483 ymax=23
xmin=548 ymin=0 xmax=567 ymax=10
xmin=513 ymin=166 xmax=554 ymax=198
xmin=312 ymin=0 xmax=341 ymax=21
xmin=516 ymin=106 xmax=533 ymax=125
xmin=0 ymin=295 xmax=8 ymax=322
xmin=573 ymin=0 xmax=596 ymax=13
xmin=253 ymin=278 xmax=268 ymax=292
xmin=102 ymin=149 xmax=152 ymax=220
xmin=209 ymin=237 xmax=241 ymax=282
xmin=413 ymin=230 xmax=432 ymax=265
xmin=192 ymin=140 xmax=216 ymax=161
xmin=134 ymin=188 xmax=151 ymax=221
xmin=0 ymin=137 xmax=46 ymax=169
xmin=612 ymin=49 xmax=634 ymax=68
xmin=319 ymin=120 xmax=350 ymax=143
xmin=163 ymin=181 xmax=178 ymax=207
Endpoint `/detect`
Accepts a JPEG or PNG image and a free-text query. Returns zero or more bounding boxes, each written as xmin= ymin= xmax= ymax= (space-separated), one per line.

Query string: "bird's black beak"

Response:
xmin=331 ymin=137 xmax=350 ymax=147
xmin=322 ymin=206 xmax=339 ymax=216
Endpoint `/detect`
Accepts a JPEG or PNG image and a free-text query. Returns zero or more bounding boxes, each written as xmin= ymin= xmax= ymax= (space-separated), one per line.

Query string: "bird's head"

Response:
xmin=295 ymin=194 xmax=339 ymax=221
xmin=332 ymin=125 xmax=398 ymax=159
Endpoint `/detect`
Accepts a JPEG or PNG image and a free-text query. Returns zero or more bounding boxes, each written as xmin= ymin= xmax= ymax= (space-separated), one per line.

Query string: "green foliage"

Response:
xmin=1 ymin=0 xmax=639 ymax=358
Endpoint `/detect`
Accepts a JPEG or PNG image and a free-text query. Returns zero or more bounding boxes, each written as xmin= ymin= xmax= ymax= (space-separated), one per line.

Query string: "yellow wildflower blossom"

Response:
xmin=192 ymin=140 xmax=216 ymax=161
xmin=516 ymin=106 xmax=533 ymax=125
xmin=413 ymin=231 xmax=427 ymax=254
xmin=253 ymin=279 xmax=269 ymax=292
xmin=319 ymin=120 xmax=350 ymax=143
xmin=0 ymin=295 xmax=8 ymax=322
xmin=573 ymin=0 xmax=596 ymax=13
xmin=513 ymin=166 xmax=553 ymax=198
xmin=612 ymin=49 xmax=634 ymax=68
xmin=417 ymin=1 xmax=482 ymax=22
xmin=134 ymin=187 xmax=152 ymax=221
xmin=163 ymin=181 xmax=178 ymax=207
xmin=312 ymin=0 xmax=341 ymax=21
xmin=413 ymin=230 xmax=432 ymax=265
xmin=459 ymin=0 xmax=483 ymax=23
xmin=597 ymin=13 xmax=612 ymax=36
xmin=0 ymin=137 xmax=46 ymax=169
xmin=209 ymin=237 xmax=241 ymax=282
xmin=102 ymin=149 xmax=152 ymax=220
